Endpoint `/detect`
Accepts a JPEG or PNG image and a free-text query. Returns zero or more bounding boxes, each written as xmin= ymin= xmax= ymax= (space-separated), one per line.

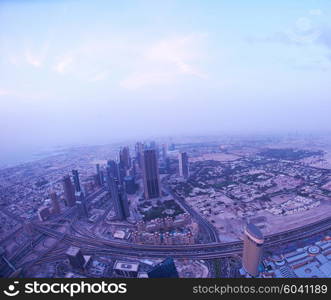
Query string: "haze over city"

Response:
xmin=1 ymin=1 xmax=331 ymax=283
xmin=0 ymin=0 xmax=331 ymax=163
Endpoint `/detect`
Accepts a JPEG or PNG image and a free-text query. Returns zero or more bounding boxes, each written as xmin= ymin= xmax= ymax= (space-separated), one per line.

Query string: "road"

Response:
xmin=31 ymin=215 xmax=331 ymax=260
xmin=162 ymin=175 xmax=220 ymax=243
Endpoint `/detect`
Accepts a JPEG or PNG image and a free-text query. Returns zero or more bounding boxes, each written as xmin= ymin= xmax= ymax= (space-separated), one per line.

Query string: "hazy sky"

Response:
xmin=0 ymin=0 xmax=331 ymax=163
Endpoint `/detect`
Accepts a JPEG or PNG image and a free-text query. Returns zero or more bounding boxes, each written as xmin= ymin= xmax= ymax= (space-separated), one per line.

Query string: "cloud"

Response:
xmin=146 ymin=34 xmax=207 ymax=77
xmin=309 ymin=9 xmax=323 ymax=16
xmin=8 ymin=31 xmax=207 ymax=88
xmin=54 ymin=55 xmax=73 ymax=73
xmin=89 ymin=70 xmax=109 ymax=82
xmin=51 ymin=39 xmax=119 ymax=78
xmin=25 ymin=50 xmax=43 ymax=68
xmin=24 ymin=41 xmax=50 ymax=68
xmin=120 ymin=34 xmax=208 ymax=89
xmin=247 ymin=9 xmax=326 ymax=46
xmin=119 ymin=72 xmax=173 ymax=90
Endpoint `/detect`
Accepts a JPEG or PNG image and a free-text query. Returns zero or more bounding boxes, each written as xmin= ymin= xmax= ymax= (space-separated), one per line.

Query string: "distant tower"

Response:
xmin=242 ymin=223 xmax=264 ymax=277
xmin=135 ymin=142 xmax=144 ymax=169
xmin=72 ymin=170 xmax=81 ymax=192
xmin=50 ymin=192 xmax=60 ymax=214
xmin=178 ymin=152 xmax=189 ymax=178
xmin=142 ymin=149 xmax=161 ymax=199
xmin=62 ymin=175 xmax=76 ymax=207
xmin=96 ymin=164 xmax=104 ymax=186
xmin=148 ymin=257 xmax=179 ymax=278
xmin=106 ymin=175 xmax=130 ymax=220
xmin=119 ymin=147 xmax=131 ymax=170
xmin=162 ymin=144 xmax=168 ymax=161
xmin=107 ymin=160 xmax=121 ymax=183
xmin=150 ymin=141 xmax=157 ymax=150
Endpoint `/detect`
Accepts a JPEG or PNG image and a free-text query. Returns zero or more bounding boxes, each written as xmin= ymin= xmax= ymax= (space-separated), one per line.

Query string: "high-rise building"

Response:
xmin=148 ymin=257 xmax=179 ymax=278
xmin=75 ymin=191 xmax=88 ymax=218
xmin=242 ymin=223 xmax=264 ymax=277
xmin=149 ymin=141 xmax=159 ymax=160
xmin=124 ymin=176 xmax=137 ymax=194
xmin=149 ymin=141 xmax=157 ymax=149
xmin=50 ymin=192 xmax=60 ymax=214
xmin=165 ymin=157 xmax=171 ymax=174
xmin=161 ymin=144 xmax=168 ymax=161
xmin=72 ymin=170 xmax=81 ymax=192
xmin=119 ymin=146 xmax=131 ymax=170
xmin=106 ymin=175 xmax=130 ymax=220
xmin=66 ymin=246 xmax=85 ymax=269
xmin=130 ymin=159 xmax=137 ymax=176
xmin=119 ymin=184 xmax=130 ymax=218
xmin=178 ymin=152 xmax=190 ymax=178
xmin=142 ymin=149 xmax=161 ymax=199
xmin=107 ymin=160 xmax=121 ymax=183
xmin=95 ymin=164 xmax=105 ymax=186
xmin=62 ymin=175 xmax=76 ymax=207
xmin=135 ymin=142 xmax=144 ymax=168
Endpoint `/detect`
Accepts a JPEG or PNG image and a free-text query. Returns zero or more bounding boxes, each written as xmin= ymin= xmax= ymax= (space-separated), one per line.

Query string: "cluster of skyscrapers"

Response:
xmin=58 ymin=142 xmax=193 ymax=222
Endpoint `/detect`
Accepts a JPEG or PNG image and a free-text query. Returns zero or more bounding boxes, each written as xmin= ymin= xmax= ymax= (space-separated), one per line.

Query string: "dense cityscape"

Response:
xmin=1 ymin=0 xmax=331 ymax=289
xmin=0 ymin=134 xmax=331 ymax=278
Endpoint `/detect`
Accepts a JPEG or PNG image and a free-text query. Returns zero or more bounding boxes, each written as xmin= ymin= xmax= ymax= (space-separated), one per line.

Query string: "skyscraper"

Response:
xmin=96 ymin=164 xmax=106 ymax=186
xmin=124 ymin=175 xmax=137 ymax=194
xmin=106 ymin=175 xmax=130 ymax=220
xmin=50 ymin=192 xmax=60 ymax=214
xmin=148 ymin=257 xmax=179 ymax=278
xmin=142 ymin=149 xmax=161 ymax=199
xmin=107 ymin=160 xmax=122 ymax=183
xmin=178 ymin=152 xmax=190 ymax=178
xmin=119 ymin=146 xmax=131 ymax=170
xmin=119 ymin=184 xmax=130 ymax=219
xmin=242 ymin=223 xmax=264 ymax=277
xmin=72 ymin=169 xmax=81 ymax=192
xmin=62 ymin=175 xmax=76 ymax=207
xmin=161 ymin=144 xmax=168 ymax=161
xmin=75 ymin=191 xmax=88 ymax=218
xmin=135 ymin=142 xmax=144 ymax=169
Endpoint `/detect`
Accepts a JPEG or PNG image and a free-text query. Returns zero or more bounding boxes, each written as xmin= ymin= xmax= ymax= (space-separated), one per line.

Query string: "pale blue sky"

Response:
xmin=0 ymin=0 xmax=331 ymax=164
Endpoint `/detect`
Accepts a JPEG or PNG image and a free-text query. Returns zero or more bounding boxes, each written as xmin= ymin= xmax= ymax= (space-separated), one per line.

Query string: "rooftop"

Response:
xmin=65 ymin=246 xmax=81 ymax=257
xmin=114 ymin=261 xmax=139 ymax=272
xmin=245 ymin=223 xmax=264 ymax=240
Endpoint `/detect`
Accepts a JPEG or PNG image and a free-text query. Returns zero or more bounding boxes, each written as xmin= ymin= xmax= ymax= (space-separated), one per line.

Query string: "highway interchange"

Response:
xmin=1 ymin=184 xmax=331 ymax=277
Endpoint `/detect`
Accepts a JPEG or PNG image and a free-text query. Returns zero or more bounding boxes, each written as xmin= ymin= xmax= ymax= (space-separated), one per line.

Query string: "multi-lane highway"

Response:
xmin=32 ymin=215 xmax=331 ymax=260
xmin=2 ymin=184 xmax=331 ymax=277
xmin=0 ymin=188 xmax=106 ymax=277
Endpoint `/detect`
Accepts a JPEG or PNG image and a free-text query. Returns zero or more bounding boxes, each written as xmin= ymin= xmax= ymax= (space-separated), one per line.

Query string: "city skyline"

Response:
xmin=1 ymin=0 xmax=331 ymax=165
xmin=1 ymin=136 xmax=331 ymax=279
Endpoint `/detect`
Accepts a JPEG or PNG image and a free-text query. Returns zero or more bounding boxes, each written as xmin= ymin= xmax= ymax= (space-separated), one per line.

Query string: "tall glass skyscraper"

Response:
xmin=142 ymin=149 xmax=161 ymax=199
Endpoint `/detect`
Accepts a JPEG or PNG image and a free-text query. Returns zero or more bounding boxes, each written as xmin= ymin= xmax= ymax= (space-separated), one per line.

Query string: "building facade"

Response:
xmin=142 ymin=149 xmax=161 ymax=199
